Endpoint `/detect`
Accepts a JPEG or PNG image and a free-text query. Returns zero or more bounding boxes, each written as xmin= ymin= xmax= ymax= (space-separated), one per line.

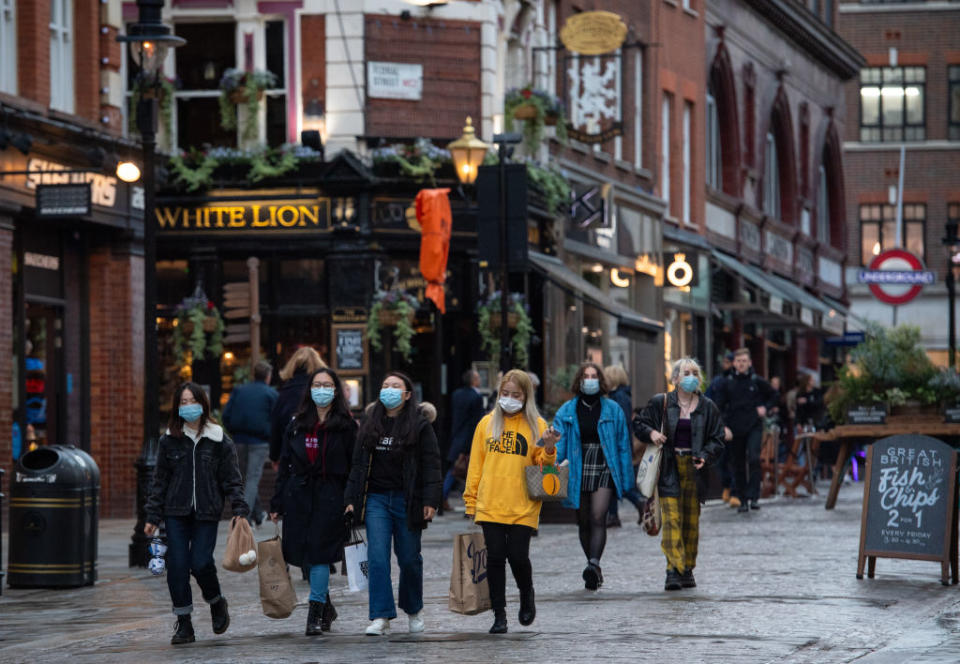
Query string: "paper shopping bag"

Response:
xmin=257 ymin=536 xmax=297 ymax=619
xmin=344 ymin=528 xmax=369 ymax=593
xmin=448 ymin=531 xmax=491 ymax=615
xmin=222 ymin=516 xmax=257 ymax=573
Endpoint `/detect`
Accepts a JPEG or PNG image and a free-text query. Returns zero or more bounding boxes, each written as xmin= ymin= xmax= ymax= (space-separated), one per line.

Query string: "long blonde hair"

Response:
xmin=489 ymin=369 xmax=542 ymax=442
xmin=279 ymin=346 xmax=326 ymax=382
xmin=603 ymin=364 xmax=628 ymax=390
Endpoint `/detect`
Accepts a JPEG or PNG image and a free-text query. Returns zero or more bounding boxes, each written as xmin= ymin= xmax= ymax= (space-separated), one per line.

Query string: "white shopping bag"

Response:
xmin=344 ymin=529 xmax=369 ymax=592
xmin=636 ymin=443 xmax=662 ymax=498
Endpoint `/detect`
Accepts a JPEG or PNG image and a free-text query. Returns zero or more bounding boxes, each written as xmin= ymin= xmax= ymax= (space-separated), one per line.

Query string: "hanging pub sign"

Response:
xmin=665 ymin=252 xmax=698 ymax=289
xmin=559 ymin=11 xmax=628 ymax=56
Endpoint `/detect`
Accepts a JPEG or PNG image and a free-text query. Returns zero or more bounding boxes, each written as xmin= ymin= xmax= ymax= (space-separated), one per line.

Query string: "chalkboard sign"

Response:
xmin=847 ymin=404 xmax=887 ymax=425
xmin=945 ymin=404 xmax=960 ymax=424
xmin=858 ymin=434 xmax=958 ymax=585
xmin=333 ymin=325 xmax=367 ymax=372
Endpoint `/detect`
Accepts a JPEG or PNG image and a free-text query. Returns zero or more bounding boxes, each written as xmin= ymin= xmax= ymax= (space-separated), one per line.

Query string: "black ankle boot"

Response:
xmin=305 ymin=600 xmax=324 ymax=636
xmin=321 ymin=597 xmax=337 ymax=632
xmin=665 ymin=568 xmax=683 ymax=591
xmin=681 ymin=569 xmax=696 ymax=588
xmin=489 ymin=608 xmax=508 ymax=634
xmin=518 ymin=587 xmax=536 ymax=626
xmin=210 ymin=597 xmax=230 ymax=634
xmin=171 ymin=615 xmax=195 ymax=645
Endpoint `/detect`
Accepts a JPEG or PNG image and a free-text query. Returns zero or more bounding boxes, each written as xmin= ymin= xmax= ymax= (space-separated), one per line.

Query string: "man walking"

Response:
xmin=441 ymin=369 xmax=486 ymax=511
xmin=706 ymin=352 xmax=737 ymax=507
xmin=712 ymin=349 xmax=776 ymax=513
xmin=222 ymin=360 xmax=278 ymax=525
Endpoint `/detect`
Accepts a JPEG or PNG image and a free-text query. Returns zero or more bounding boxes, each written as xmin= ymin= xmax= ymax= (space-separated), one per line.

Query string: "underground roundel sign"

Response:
xmin=857 ymin=249 xmax=935 ymax=305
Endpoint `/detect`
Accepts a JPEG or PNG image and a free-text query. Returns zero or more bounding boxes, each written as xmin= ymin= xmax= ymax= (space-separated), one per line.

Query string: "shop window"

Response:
xmin=949 ymin=66 xmax=960 ymax=141
xmin=859 ymin=66 xmax=925 ymax=142
xmin=859 ymin=203 xmax=925 ymax=266
xmin=275 ymin=259 xmax=326 ymax=307
xmin=174 ymin=22 xmax=237 ymax=149
xmin=0 ymin=0 xmax=15 ymax=94
xmin=763 ymin=132 xmax=779 ymax=218
xmin=50 ymin=0 xmax=74 ymax=113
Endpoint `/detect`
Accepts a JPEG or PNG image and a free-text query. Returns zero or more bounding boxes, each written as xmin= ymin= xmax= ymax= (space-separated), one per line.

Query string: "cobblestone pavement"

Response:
xmin=2 ymin=482 xmax=959 ymax=663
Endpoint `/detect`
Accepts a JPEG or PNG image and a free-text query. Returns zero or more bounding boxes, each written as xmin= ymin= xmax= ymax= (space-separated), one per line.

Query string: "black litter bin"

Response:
xmin=7 ymin=445 xmax=100 ymax=588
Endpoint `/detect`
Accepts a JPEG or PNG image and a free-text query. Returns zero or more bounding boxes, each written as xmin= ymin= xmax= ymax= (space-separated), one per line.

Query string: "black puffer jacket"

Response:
xmin=145 ymin=423 xmax=248 ymax=524
xmin=270 ymin=371 xmax=310 ymax=462
xmin=633 ymin=391 xmax=725 ymax=502
xmin=344 ymin=417 xmax=442 ymax=532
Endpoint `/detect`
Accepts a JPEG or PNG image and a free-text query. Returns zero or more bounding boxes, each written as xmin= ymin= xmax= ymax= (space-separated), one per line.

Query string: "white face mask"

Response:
xmin=498 ymin=396 xmax=524 ymax=414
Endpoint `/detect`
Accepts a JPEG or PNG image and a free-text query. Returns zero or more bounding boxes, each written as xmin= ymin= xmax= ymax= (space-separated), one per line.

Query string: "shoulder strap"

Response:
xmin=660 ymin=393 xmax=668 ymax=435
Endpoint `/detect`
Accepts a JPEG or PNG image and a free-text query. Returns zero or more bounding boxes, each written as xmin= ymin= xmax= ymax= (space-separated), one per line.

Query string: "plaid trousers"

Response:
xmin=659 ymin=455 xmax=701 ymax=573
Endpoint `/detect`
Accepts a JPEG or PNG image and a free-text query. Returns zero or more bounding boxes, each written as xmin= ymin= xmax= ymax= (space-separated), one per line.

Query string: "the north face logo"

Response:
xmin=487 ymin=431 xmax=528 ymax=456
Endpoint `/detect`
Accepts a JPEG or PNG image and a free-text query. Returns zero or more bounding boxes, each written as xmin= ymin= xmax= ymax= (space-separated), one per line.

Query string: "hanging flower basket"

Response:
xmin=228 ymin=88 xmax=265 ymax=105
xmin=367 ymin=290 xmax=420 ymax=363
xmin=202 ymin=316 xmax=220 ymax=333
xmin=171 ymin=292 xmax=225 ymax=367
xmin=513 ymin=103 xmax=539 ymax=120
xmin=487 ymin=312 xmax=519 ymax=329
xmin=504 ymin=85 xmax=568 ymax=153
xmin=544 ymin=113 xmax=559 ymax=127
xmin=477 ymin=292 xmax=533 ymax=369
xmin=379 ymin=309 xmax=416 ymax=327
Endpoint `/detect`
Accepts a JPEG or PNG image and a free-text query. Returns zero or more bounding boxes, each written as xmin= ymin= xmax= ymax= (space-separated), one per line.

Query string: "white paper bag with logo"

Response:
xmin=257 ymin=535 xmax=297 ymax=619
xmin=636 ymin=394 xmax=667 ymax=498
xmin=448 ymin=531 xmax=491 ymax=615
xmin=344 ymin=528 xmax=369 ymax=593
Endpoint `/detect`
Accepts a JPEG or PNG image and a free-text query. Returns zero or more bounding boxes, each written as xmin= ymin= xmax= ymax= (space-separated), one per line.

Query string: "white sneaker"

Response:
xmin=365 ymin=618 xmax=390 ymax=636
xmin=408 ymin=611 xmax=425 ymax=633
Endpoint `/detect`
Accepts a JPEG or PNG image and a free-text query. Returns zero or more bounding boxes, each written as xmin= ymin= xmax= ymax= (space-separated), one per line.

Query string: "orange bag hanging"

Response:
xmin=416 ymin=188 xmax=452 ymax=313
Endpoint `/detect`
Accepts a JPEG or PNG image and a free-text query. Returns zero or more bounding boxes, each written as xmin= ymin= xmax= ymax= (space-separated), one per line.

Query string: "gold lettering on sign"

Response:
xmin=155 ymin=201 xmax=326 ymax=231
xmin=251 ymin=205 xmax=269 ymax=227
xmin=559 ymin=11 xmax=627 ymax=56
xmin=228 ymin=207 xmax=245 ymax=228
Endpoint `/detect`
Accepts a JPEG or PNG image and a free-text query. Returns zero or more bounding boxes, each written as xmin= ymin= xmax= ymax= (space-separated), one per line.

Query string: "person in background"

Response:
xmin=344 ymin=372 xmax=442 ymax=637
xmin=441 ymin=370 xmax=486 ymax=513
xmin=634 ymin=358 xmax=725 ymax=591
xmin=270 ymin=347 xmax=326 ymax=464
xmin=526 ymin=371 xmax=542 ymax=409
xmin=463 ymin=370 xmax=561 ymax=634
xmin=705 ymin=352 xmax=737 ymax=507
xmin=144 ymin=383 xmax=248 ymax=645
xmin=222 ymin=360 xmax=278 ymax=526
xmin=603 ymin=365 xmax=645 ymax=526
xmin=270 ymin=367 xmax=356 ymax=636
xmin=554 ymin=363 xmax=634 ymax=590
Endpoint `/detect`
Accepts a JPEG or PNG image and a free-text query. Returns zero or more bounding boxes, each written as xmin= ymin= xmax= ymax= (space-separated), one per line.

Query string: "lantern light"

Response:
xmin=116 ymin=161 xmax=142 ymax=183
xmin=447 ymin=117 xmax=489 ymax=186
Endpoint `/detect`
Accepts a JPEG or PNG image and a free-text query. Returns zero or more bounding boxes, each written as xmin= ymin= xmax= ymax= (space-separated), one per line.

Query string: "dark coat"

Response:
xmin=271 ymin=417 xmax=357 ymax=567
xmin=711 ymin=369 xmax=778 ymax=436
xmin=633 ymin=391 xmax=725 ymax=501
xmin=344 ymin=417 xmax=442 ymax=532
xmin=270 ymin=371 xmax=310 ymax=462
xmin=222 ymin=379 xmax=278 ymax=445
xmin=447 ymin=386 xmax=485 ymax=462
xmin=608 ymin=385 xmax=633 ymax=424
xmin=145 ymin=423 xmax=248 ymax=524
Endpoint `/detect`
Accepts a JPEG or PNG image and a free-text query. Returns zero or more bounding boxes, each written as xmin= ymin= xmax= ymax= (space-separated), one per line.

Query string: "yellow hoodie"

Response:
xmin=463 ymin=412 xmax=557 ymax=529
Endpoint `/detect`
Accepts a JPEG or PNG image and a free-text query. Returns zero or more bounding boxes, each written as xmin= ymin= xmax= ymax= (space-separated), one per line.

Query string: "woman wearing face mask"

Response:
xmin=270 ymin=368 xmax=356 ymax=636
xmin=343 ymin=372 xmax=442 ymax=636
xmin=463 ymin=370 xmax=561 ymax=634
xmin=634 ymin=358 xmax=725 ymax=591
xmin=553 ymin=363 xmax=634 ymax=590
xmin=144 ymin=383 xmax=248 ymax=645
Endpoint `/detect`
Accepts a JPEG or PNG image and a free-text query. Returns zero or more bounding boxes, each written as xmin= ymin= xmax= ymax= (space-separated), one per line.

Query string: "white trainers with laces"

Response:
xmin=365 ymin=618 xmax=391 ymax=636
xmin=408 ymin=611 xmax=425 ymax=633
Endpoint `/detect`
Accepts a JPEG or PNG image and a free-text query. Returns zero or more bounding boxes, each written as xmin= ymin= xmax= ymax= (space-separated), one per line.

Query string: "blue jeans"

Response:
xmin=237 ymin=442 xmax=270 ymax=519
xmin=365 ymin=491 xmax=423 ymax=620
xmin=304 ymin=564 xmax=330 ymax=603
xmin=442 ymin=468 xmax=461 ymax=501
xmin=165 ymin=513 xmax=222 ymax=615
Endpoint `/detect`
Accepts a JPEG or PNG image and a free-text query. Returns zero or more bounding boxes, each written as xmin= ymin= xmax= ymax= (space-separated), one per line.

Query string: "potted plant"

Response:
xmin=504 ymin=85 xmax=568 ymax=153
xmin=367 ymin=290 xmax=419 ymax=363
xmin=928 ymin=368 xmax=960 ymax=409
xmin=172 ymin=294 xmax=225 ymax=367
xmin=369 ymin=138 xmax=453 ymax=186
xmin=477 ymin=292 xmax=534 ymax=369
xmin=129 ymin=76 xmax=176 ymax=141
xmin=218 ymin=68 xmax=279 ymax=140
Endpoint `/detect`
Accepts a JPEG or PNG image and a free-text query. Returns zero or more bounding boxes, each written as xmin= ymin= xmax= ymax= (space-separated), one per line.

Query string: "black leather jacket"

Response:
xmin=633 ymin=391 xmax=725 ymax=501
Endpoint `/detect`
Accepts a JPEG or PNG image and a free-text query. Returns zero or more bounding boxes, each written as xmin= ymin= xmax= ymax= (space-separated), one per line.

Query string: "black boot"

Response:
xmin=665 ymin=568 xmax=683 ymax=591
xmin=582 ymin=563 xmax=603 ymax=590
xmin=321 ymin=597 xmax=338 ymax=632
xmin=680 ymin=569 xmax=696 ymax=588
xmin=305 ymin=601 xmax=324 ymax=636
xmin=489 ymin=608 xmax=508 ymax=634
xmin=518 ymin=587 xmax=536 ymax=626
xmin=210 ymin=597 xmax=230 ymax=635
xmin=171 ymin=615 xmax=195 ymax=645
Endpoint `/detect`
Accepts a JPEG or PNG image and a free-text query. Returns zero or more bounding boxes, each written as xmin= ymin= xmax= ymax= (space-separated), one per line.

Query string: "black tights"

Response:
xmin=480 ymin=522 xmax=534 ymax=611
xmin=577 ymin=487 xmax=614 ymax=564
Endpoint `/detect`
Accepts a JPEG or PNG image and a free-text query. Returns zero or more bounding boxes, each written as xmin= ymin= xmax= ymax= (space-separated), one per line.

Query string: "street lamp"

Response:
xmin=447 ymin=117 xmax=489 ymax=186
xmin=118 ymin=0 xmax=184 ymax=568
xmin=944 ymin=220 xmax=960 ymax=369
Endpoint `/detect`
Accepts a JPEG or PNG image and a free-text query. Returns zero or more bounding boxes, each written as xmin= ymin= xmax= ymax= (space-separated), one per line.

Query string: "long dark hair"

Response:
xmin=570 ymin=362 xmax=609 ymax=396
xmin=293 ymin=368 xmax=354 ymax=432
xmin=167 ymin=382 xmax=211 ymax=438
xmin=358 ymin=371 xmax=421 ymax=450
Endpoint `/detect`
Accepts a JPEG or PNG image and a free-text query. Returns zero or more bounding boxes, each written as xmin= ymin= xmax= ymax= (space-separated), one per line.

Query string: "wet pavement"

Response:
xmin=1 ymin=481 xmax=959 ymax=663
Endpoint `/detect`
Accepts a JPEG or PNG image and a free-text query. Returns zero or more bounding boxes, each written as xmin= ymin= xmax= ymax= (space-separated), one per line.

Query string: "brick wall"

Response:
xmin=88 ymin=247 xmax=145 ymax=518
xmin=301 ymin=14 xmax=325 ymax=122
xmin=17 ymin=0 xmax=51 ymax=106
xmin=364 ymin=15 xmax=482 ymax=140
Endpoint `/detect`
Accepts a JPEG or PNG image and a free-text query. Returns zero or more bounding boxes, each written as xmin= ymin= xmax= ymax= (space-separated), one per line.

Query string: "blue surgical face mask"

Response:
xmin=679 ymin=375 xmax=700 ymax=393
xmin=311 ymin=387 xmax=335 ymax=407
xmin=380 ymin=387 xmax=405 ymax=410
xmin=179 ymin=403 xmax=203 ymax=423
xmin=581 ymin=378 xmax=600 ymax=395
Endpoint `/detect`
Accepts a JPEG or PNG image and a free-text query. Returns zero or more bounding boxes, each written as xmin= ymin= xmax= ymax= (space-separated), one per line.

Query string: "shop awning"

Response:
xmin=711 ymin=250 xmax=798 ymax=321
xmin=766 ymin=274 xmax=848 ymax=335
xmin=529 ymin=252 xmax=663 ymax=338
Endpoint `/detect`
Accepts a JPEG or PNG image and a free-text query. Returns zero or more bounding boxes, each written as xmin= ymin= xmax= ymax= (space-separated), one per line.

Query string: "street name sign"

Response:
xmin=857 ymin=249 xmax=935 ymax=305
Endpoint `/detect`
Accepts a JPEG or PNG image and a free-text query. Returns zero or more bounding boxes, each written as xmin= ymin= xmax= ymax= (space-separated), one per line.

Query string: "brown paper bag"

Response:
xmin=257 ymin=536 xmax=297 ymax=619
xmin=448 ymin=531 xmax=491 ymax=615
xmin=222 ymin=516 xmax=257 ymax=573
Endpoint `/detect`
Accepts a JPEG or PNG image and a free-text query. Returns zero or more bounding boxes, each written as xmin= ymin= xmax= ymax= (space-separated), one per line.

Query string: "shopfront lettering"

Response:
xmin=156 ymin=201 xmax=328 ymax=232
xmin=25 ymin=158 xmax=117 ymax=208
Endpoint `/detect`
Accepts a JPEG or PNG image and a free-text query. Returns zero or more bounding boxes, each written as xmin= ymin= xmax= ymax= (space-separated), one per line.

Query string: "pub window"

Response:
xmin=859 ymin=66 xmax=925 ymax=142
xmin=0 ymin=0 xmax=15 ymax=94
xmin=859 ymin=203 xmax=926 ymax=266
xmin=264 ymin=20 xmax=288 ymax=147
xmin=705 ymin=89 xmax=721 ymax=190
xmin=50 ymin=0 xmax=74 ymax=113
xmin=174 ymin=22 xmax=237 ymax=150
xmin=949 ymin=66 xmax=960 ymax=141
xmin=763 ymin=132 xmax=779 ymax=219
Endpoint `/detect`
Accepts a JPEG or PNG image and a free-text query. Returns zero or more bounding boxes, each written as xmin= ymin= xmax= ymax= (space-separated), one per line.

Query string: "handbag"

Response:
xmin=448 ymin=531 xmax=491 ymax=615
xmin=636 ymin=395 xmax=667 ymax=498
xmin=344 ymin=527 xmax=369 ymax=593
xmin=524 ymin=460 xmax=569 ymax=501
xmin=222 ymin=516 xmax=257 ymax=573
xmin=640 ymin=487 xmax=662 ymax=536
xmin=452 ymin=453 xmax=469 ymax=480
xmin=257 ymin=530 xmax=297 ymax=619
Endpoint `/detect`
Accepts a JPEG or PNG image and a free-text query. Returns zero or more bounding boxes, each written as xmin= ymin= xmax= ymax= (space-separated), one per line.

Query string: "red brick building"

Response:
xmin=836 ymin=1 xmax=960 ymax=365
xmin=0 ymin=0 xmax=145 ymax=516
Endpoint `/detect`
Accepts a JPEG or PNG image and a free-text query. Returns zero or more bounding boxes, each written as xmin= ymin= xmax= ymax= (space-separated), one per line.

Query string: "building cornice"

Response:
xmin=838 ymin=2 xmax=960 ymax=14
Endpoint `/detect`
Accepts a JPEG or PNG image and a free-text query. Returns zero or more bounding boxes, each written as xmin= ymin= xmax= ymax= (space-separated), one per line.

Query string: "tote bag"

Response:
xmin=636 ymin=395 xmax=667 ymax=498
xmin=344 ymin=528 xmax=369 ymax=593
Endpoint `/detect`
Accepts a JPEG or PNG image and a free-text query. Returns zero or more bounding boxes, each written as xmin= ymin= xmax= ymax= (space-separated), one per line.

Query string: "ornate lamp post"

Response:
xmin=118 ymin=0 xmax=185 ymax=567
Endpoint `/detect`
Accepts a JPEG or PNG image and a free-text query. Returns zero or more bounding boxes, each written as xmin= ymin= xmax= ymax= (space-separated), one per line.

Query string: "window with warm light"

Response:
xmin=859 ymin=203 xmax=926 ymax=266
xmin=0 ymin=0 xmax=16 ymax=94
xmin=859 ymin=66 xmax=925 ymax=142
xmin=50 ymin=0 xmax=75 ymax=113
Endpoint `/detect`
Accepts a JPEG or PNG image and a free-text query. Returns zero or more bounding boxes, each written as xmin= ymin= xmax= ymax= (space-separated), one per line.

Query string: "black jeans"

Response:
xmin=731 ymin=426 xmax=763 ymax=502
xmin=480 ymin=522 xmax=534 ymax=611
xmin=165 ymin=513 xmax=222 ymax=615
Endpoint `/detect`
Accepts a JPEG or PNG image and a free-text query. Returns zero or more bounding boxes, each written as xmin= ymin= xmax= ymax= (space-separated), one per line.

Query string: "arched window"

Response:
xmin=762 ymin=87 xmax=798 ymax=225
xmin=763 ymin=132 xmax=779 ymax=218
xmin=706 ymin=89 xmax=721 ymax=190
xmin=818 ymin=124 xmax=846 ymax=249
xmin=817 ymin=164 xmax=829 ymax=244
xmin=708 ymin=45 xmax=740 ymax=197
